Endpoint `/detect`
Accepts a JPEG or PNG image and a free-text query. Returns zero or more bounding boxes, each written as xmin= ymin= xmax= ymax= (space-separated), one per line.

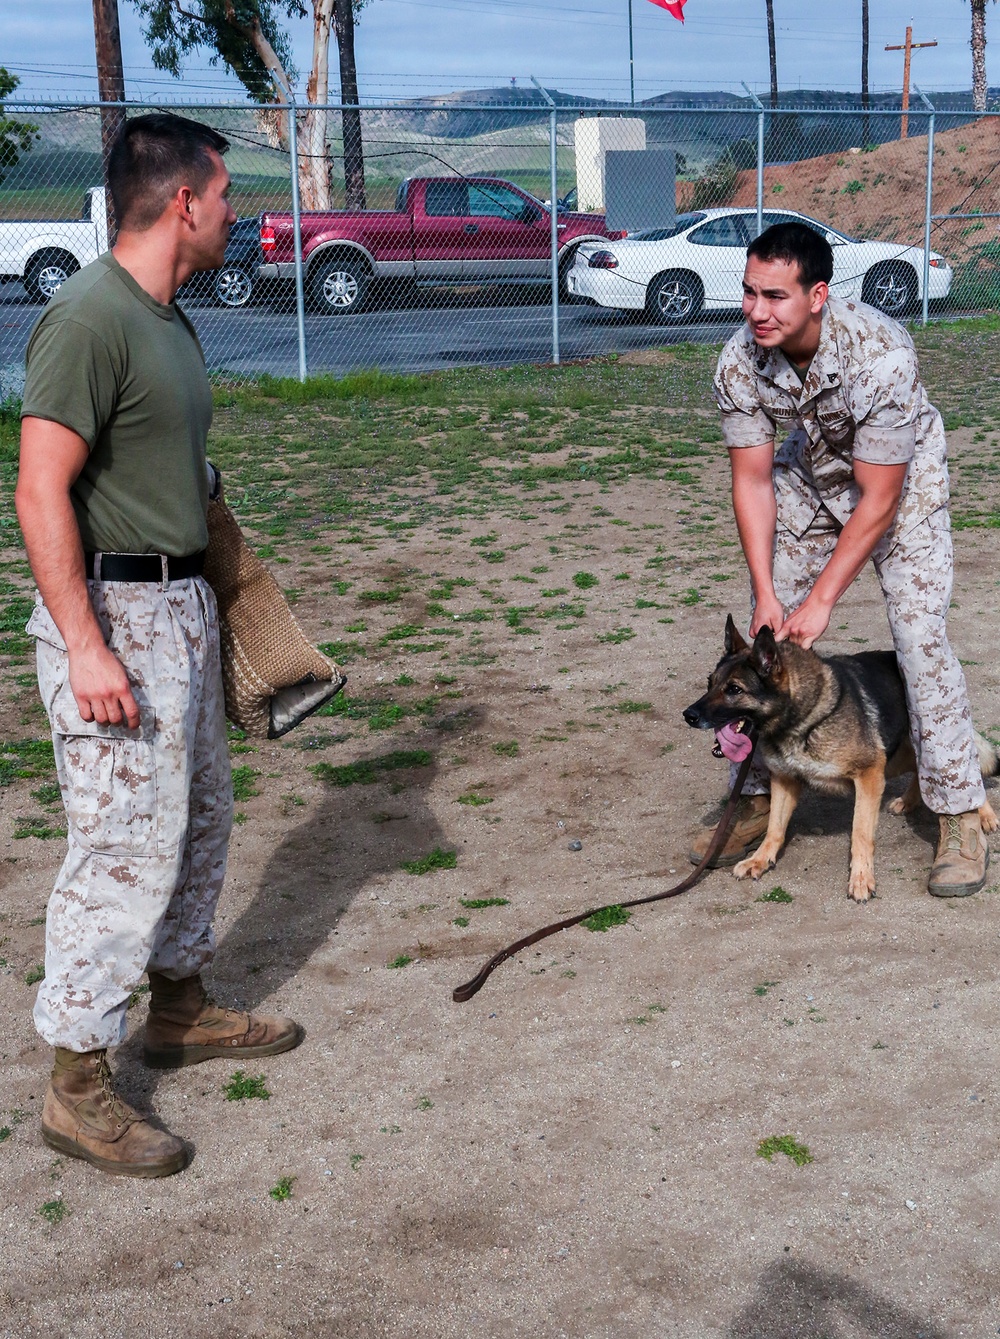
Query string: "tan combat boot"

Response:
xmin=688 ymin=793 xmax=771 ymax=868
xmin=144 ymin=973 xmax=305 ymax=1069
xmin=41 ymin=1048 xmax=188 ymax=1178
xmin=928 ymin=811 xmax=990 ymax=898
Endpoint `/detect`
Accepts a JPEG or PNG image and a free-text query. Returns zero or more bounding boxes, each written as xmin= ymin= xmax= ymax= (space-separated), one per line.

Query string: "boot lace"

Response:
xmin=95 ymin=1054 xmax=134 ymax=1126
xmin=943 ymin=816 xmax=963 ymax=853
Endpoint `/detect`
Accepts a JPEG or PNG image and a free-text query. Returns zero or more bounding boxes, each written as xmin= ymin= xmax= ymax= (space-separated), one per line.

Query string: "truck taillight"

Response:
xmin=260 ymin=226 xmax=276 ymax=251
xmin=588 ymin=250 xmax=619 ymax=270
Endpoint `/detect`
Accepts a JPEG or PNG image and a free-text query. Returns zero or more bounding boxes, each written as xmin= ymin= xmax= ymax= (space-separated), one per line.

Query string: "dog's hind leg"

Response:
xmin=888 ymin=773 xmax=922 ymax=816
xmin=848 ymin=763 xmax=886 ymax=903
xmin=733 ymin=774 xmax=801 ymax=882
xmin=978 ymin=800 xmax=999 ymax=833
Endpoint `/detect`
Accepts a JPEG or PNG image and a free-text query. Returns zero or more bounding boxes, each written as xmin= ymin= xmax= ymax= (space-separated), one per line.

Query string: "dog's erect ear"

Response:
xmin=751 ymin=625 xmax=780 ymax=676
xmin=724 ymin=614 xmax=748 ymax=656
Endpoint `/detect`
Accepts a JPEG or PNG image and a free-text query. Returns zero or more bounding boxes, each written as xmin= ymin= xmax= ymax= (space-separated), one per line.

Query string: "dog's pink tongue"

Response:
xmin=716 ymin=722 xmax=752 ymax=762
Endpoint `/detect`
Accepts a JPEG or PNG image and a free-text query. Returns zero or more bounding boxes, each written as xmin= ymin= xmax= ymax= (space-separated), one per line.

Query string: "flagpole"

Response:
xmin=628 ymin=0 xmax=635 ymax=106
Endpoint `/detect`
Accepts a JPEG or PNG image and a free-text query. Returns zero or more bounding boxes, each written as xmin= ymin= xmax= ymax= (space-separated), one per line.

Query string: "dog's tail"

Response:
xmin=974 ymin=730 xmax=1000 ymax=778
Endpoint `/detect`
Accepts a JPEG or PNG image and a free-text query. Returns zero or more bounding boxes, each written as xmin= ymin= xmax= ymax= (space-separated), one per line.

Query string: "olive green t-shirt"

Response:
xmin=21 ymin=252 xmax=212 ymax=556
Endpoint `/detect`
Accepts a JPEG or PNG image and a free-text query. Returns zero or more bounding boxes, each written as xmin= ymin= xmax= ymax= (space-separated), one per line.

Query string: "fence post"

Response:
xmin=286 ymin=92 xmax=308 ymax=383
xmin=916 ymin=86 xmax=935 ymax=328
xmin=742 ymin=83 xmax=765 ymax=238
xmin=531 ymin=78 xmax=560 ymax=366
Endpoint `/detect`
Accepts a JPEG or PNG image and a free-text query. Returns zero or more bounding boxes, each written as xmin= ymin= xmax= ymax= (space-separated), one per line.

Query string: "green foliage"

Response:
xmin=492 ymin=740 xmax=519 ymax=757
xmin=756 ymin=886 xmax=793 ymax=903
xmin=582 ymin=905 xmax=630 ymax=932
xmin=387 ymin=954 xmax=412 ymax=969
xmin=0 ymin=69 xmax=38 ymax=187
xmin=224 ymin=1071 xmax=271 ymax=1101
xmin=231 ymin=765 xmax=260 ymax=802
xmin=269 ymin=1176 xmax=295 ymax=1201
xmin=38 ymin=1199 xmax=68 ymax=1226
xmin=24 ymin=964 xmax=44 ymax=986
xmin=572 ymin=571 xmax=599 ymax=589
xmin=598 ymin=627 xmax=636 ymax=645
xmin=312 ymin=749 xmax=431 ymax=786
xmin=457 ymin=791 xmax=493 ymax=806
xmin=401 ymin=847 xmax=457 ymax=875
xmin=756 ymin=1135 xmax=814 ymax=1167
xmin=689 ymin=151 xmax=740 ymax=210
xmin=612 ymin=700 xmax=652 ymax=714
xmin=458 ymin=896 xmax=509 ymax=909
xmin=13 ymin=817 xmax=64 ymax=840
xmin=0 ymin=740 xmax=55 ymax=787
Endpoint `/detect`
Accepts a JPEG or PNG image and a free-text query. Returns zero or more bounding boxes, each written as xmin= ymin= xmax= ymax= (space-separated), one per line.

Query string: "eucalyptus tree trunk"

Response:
xmin=971 ymin=0 xmax=989 ymax=112
xmin=300 ymin=0 xmax=334 ymax=210
xmin=861 ymin=0 xmax=871 ymax=145
xmin=765 ymin=0 xmax=778 ymax=109
xmin=334 ymin=0 xmax=366 ymax=209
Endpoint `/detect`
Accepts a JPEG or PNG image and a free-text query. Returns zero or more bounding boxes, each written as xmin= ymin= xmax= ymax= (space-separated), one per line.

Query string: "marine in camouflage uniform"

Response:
xmin=16 ymin=114 xmax=302 ymax=1180
xmin=688 ymin=220 xmax=991 ymax=898
xmin=713 ymin=295 xmax=985 ymax=817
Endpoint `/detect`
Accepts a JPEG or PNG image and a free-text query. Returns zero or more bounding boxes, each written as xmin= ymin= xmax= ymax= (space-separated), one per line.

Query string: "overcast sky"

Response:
xmin=2 ymin=1 xmax=992 ymax=105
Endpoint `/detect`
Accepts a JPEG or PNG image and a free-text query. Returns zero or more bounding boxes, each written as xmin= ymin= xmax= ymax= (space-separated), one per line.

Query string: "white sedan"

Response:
xmin=566 ymin=206 xmax=952 ymax=324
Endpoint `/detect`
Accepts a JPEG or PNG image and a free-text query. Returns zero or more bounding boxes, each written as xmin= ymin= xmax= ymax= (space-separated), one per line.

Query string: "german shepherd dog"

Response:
xmin=683 ymin=617 xmax=999 ymax=901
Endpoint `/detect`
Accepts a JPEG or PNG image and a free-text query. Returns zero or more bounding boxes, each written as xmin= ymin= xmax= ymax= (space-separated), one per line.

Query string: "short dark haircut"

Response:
xmin=108 ymin=112 xmax=229 ymax=232
xmin=746 ymin=221 xmax=834 ymax=288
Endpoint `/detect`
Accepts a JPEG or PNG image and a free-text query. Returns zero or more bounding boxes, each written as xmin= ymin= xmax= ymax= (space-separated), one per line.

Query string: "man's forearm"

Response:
xmin=733 ymin=478 xmax=778 ymax=602
xmin=15 ymin=485 xmax=104 ymax=655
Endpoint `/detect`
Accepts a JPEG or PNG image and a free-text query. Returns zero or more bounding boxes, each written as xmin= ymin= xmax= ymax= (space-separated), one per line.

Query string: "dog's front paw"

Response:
xmin=848 ymin=866 xmax=876 ymax=902
xmin=733 ymin=853 xmax=774 ymax=881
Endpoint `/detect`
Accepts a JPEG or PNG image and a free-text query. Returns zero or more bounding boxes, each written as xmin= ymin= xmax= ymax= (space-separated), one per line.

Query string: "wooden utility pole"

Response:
xmin=885 ymin=25 xmax=937 ymax=139
xmin=92 ymin=0 xmax=126 ymax=242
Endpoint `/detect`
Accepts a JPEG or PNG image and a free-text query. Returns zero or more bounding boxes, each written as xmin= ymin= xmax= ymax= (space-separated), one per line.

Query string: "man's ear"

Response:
xmin=751 ymin=625 xmax=780 ymax=676
xmin=725 ymin=614 xmax=748 ymax=656
xmin=809 ymin=280 xmax=829 ymax=315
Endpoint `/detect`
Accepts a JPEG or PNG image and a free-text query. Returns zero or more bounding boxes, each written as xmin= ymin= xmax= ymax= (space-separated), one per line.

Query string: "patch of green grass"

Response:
xmin=312 ymin=749 xmax=432 ymax=786
xmin=401 ymin=847 xmax=457 ymax=875
xmin=453 ymin=916 xmax=470 ymax=927
xmin=756 ymin=886 xmax=794 ymax=904
xmin=572 ymin=571 xmax=599 ymax=590
xmin=269 ymin=1176 xmax=296 ymax=1201
xmin=492 ymin=740 xmax=519 ymax=757
xmin=457 ymin=792 xmax=494 ymax=806
xmin=387 ymin=954 xmax=413 ymax=969
xmin=349 ymin=1153 xmax=364 ymax=1171
xmin=756 ymin=1135 xmax=814 ymax=1167
xmin=38 ymin=1200 xmax=68 ymax=1226
xmin=0 ymin=739 xmax=56 ymax=786
xmin=582 ymin=905 xmax=631 ymax=932
xmin=231 ymin=766 xmax=260 ymax=802
xmin=24 ymin=964 xmax=44 ymax=986
xmin=458 ymin=896 xmax=509 ymax=909
xmin=224 ymin=1071 xmax=271 ymax=1101
xmin=598 ymin=628 xmax=636 ymax=645
xmin=30 ymin=782 xmax=62 ymax=807
xmin=612 ymin=700 xmax=652 ymax=714
xmin=0 ymin=1126 xmax=11 ymax=1143
xmin=416 ymin=1096 xmax=434 ymax=1110
xmin=13 ymin=817 xmax=65 ymax=840
xmin=753 ymin=980 xmax=779 ymax=997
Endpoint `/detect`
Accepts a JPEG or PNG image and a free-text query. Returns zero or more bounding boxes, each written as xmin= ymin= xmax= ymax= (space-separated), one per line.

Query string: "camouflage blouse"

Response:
xmin=713 ymin=296 xmax=949 ymax=545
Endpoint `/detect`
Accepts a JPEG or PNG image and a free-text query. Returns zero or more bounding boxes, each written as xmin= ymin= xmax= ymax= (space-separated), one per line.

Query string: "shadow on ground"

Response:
xmin=728 ymin=1258 xmax=948 ymax=1338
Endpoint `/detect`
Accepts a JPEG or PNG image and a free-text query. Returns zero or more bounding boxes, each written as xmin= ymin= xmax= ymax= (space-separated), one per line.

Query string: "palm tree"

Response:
xmin=971 ymin=0 xmax=995 ymax=112
xmin=765 ymin=0 xmax=778 ymax=109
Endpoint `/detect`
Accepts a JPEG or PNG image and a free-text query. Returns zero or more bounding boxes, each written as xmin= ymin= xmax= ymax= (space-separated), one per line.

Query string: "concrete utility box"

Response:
xmin=605 ymin=149 xmax=676 ymax=234
xmin=574 ymin=116 xmax=646 ymax=213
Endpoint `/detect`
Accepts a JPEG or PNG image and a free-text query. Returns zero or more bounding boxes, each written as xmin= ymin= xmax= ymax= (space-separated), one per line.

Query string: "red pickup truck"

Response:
xmin=258 ymin=175 xmax=622 ymax=315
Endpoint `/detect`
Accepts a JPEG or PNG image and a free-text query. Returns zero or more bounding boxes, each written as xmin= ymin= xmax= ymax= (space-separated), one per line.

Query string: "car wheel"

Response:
xmin=645 ymin=270 xmax=704 ymax=325
xmin=307 ymin=254 xmax=371 ymax=315
xmin=24 ymin=249 xmax=80 ymax=303
xmin=214 ymin=264 xmax=254 ymax=308
xmin=862 ymin=262 xmax=917 ymax=317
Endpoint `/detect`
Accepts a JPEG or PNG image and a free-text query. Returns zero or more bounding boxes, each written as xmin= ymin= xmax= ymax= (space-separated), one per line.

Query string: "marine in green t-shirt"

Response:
xmin=22 ymin=252 xmax=212 ymax=556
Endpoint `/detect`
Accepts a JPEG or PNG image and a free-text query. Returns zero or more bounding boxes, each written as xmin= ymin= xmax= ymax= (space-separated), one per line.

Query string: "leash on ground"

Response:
xmin=452 ymin=728 xmax=760 ymax=1003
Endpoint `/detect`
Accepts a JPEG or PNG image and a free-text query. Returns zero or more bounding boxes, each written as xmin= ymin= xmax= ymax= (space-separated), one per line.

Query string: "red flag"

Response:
xmin=647 ymin=0 xmax=687 ymax=20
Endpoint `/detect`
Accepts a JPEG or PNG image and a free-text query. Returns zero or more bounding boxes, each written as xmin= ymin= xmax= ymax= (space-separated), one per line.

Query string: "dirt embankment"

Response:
xmin=719 ymin=118 xmax=1000 ymax=260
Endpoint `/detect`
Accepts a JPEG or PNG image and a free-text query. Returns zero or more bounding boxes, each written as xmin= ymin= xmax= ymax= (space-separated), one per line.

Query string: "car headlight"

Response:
xmin=588 ymin=251 xmax=619 ymax=270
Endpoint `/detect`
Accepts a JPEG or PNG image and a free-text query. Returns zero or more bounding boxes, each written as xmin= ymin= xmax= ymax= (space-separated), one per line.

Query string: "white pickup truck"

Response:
xmin=0 ymin=185 xmax=109 ymax=303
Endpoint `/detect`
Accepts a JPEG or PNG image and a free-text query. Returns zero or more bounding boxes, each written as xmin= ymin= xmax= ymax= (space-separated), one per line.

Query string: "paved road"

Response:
xmin=0 ymin=279 xmax=743 ymax=386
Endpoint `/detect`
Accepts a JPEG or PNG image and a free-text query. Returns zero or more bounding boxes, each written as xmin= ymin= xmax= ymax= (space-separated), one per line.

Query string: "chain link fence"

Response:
xmin=1 ymin=98 xmax=998 ymax=391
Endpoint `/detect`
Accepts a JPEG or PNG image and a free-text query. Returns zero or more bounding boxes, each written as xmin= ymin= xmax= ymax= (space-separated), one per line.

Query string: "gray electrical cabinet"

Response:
xmin=604 ymin=149 xmax=677 ymax=234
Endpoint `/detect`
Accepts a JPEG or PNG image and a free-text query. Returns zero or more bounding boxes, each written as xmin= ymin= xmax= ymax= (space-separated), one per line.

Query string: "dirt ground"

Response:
xmin=3 ymin=398 xmax=1000 ymax=1338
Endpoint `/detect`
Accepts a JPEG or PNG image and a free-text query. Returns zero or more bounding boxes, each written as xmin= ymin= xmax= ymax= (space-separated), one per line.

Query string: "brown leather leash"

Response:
xmin=452 ymin=729 xmax=759 ymax=1003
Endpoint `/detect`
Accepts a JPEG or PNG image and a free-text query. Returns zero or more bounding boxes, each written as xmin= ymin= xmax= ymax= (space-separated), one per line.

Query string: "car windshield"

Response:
xmin=630 ymin=213 xmax=708 ymax=240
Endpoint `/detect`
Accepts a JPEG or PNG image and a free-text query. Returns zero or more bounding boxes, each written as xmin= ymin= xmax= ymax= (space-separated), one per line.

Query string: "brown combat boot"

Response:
xmin=41 ymin=1048 xmax=188 ymax=1178
xmin=688 ymin=793 xmax=771 ymax=868
xmin=928 ymin=812 xmax=990 ymax=898
xmin=144 ymin=973 xmax=305 ymax=1069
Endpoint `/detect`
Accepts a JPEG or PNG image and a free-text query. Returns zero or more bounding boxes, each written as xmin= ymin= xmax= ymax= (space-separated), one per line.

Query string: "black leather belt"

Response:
xmin=85 ymin=550 xmax=206 ymax=583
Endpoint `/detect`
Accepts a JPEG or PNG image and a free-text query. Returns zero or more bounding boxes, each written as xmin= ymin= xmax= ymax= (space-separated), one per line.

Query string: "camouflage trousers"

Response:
xmin=734 ymin=505 xmax=985 ymax=815
xmin=28 ymin=576 xmax=233 ymax=1051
